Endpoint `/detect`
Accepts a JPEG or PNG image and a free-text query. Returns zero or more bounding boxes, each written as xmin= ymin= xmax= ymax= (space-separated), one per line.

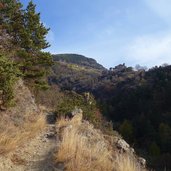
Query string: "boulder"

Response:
xmin=138 ymin=157 xmax=146 ymax=168
xmin=116 ymin=138 xmax=130 ymax=153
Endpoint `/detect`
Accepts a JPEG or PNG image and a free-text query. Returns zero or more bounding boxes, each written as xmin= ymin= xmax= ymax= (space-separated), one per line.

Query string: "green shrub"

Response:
xmin=55 ymin=91 xmax=99 ymax=124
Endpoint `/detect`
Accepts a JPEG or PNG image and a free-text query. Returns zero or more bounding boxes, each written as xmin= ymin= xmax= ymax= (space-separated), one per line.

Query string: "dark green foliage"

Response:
xmin=119 ymin=120 xmax=134 ymax=142
xmin=98 ymin=65 xmax=171 ymax=169
xmin=149 ymin=142 xmax=160 ymax=157
xmin=0 ymin=0 xmax=24 ymax=43
xmin=0 ymin=54 xmax=20 ymax=106
xmin=17 ymin=50 xmax=52 ymax=79
xmin=159 ymin=123 xmax=171 ymax=152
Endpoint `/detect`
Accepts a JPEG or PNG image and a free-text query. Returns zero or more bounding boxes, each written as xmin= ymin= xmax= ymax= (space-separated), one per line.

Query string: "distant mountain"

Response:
xmin=52 ymin=54 xmax=106 ymax=70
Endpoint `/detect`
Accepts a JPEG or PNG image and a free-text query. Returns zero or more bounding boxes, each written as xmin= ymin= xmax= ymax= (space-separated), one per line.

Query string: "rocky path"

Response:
xmin=0 ymin=113 xmax=59 ymax=171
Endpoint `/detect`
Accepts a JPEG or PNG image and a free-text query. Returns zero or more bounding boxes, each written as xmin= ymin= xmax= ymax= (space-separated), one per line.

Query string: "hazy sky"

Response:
xmin=21 ymin=0 xmax=171 ymax=68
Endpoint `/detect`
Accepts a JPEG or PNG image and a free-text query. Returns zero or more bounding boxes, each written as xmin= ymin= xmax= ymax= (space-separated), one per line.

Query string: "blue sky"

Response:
xmin=21 ymin=0 xmax=171 ymax=68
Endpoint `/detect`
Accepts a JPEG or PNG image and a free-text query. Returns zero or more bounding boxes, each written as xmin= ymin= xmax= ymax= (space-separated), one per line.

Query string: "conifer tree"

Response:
xmin=0 ymin=53 xmax=20 ymax=107
xmin=0 ymin=0 xmax=24 ymax=39
xmin=0 ymin=0 xmax=52 ymax=108
xmin=15 ymin=1 xmax=52 ymax=84
xmin=22 ymin=1 xmax=50 ymax=51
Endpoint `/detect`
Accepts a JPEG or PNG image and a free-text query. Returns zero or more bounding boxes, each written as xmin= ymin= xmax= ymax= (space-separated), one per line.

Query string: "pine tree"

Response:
xmin=0 ymin=0 xmax=24 ymax=38
xmin=0 ymin=53 xmax=20 ymax=107
xmin=0 ymin=0 xmax=52 ymax=89
xmin=22 ymin=1 xmax=50 ymax=52
xmin=15 ymin=1 xmax=52 ymax=84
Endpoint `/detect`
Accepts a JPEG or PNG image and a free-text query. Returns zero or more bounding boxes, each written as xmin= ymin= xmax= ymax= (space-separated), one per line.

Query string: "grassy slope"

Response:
xmin=55 ymin=116 xmax=147 ymax=171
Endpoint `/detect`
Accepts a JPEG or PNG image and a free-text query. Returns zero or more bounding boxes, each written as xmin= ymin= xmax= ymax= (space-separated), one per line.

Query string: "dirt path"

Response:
xmin=0 ymin=113 xmax=60 ymax=171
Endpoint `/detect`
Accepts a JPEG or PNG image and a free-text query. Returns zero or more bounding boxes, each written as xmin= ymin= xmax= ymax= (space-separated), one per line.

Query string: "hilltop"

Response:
xmin=49 ymin=54 xmax=105 ymax=92
xmin=53 ymin=54 xmax=106 ymax=70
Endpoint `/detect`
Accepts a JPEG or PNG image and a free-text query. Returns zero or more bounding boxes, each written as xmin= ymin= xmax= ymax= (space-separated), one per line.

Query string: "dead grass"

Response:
xmin=0 ymin=115 xmax=46 ymax=155
xmin=115 ymin=154 xmax=147 ymax=171
xmin=10 ymin=154 xmax=27 ymax=165
xmin=56 ymin=126 xmax=114 ymax=171
xmin=56 ymin=116 xmax=82 ymax=128
xmin=55 ymin=117 xmax=147 ymax=171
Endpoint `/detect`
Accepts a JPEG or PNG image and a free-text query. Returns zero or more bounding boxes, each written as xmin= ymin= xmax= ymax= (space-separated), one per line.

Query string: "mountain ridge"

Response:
xmin=52 ymin=53 xmax=106 ymax=71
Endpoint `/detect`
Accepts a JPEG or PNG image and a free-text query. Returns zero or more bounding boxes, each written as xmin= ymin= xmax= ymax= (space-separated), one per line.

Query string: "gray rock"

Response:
xmin=54 ymin=162 xmax=65 ymax=171
xmin=116 ymin=138 xmax=130 ymax=152
xmin=71 ymin=107 xmax=83 ymax=117
xmin=138 ymin=157 xmax=146 ymax=168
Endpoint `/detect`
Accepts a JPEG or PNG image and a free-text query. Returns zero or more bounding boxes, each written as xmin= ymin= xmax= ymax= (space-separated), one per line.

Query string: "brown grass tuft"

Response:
xmin=115 ymin=154 xmax=147 ymax=171
xmin=0 ymin=115 xmax=46 ymax=155
xmin=10 ymin=154 xmax=27 ymax=165
xmin=55 ymin=117 xmax=147 ymax=171
xmin=56 ymin=126 xmax=114 ymax=171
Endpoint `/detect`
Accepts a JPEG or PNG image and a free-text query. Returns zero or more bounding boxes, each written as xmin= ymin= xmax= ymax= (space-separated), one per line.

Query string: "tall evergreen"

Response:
xmin=19 ymin=1 xmax=52 ymax=81
xmin=0 ymin=0 xmax=52 ymax=88
xmin=22 ymin=1 xmax=50 ymax=52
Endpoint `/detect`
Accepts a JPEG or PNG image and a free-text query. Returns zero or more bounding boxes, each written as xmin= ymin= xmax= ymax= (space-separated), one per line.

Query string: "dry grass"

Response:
xmin=55 ymin=117 xmax=147 ymax=171
xmin=0 ymin=115 xmax=46 ymax=155
xmin=56 ymin=125 xmax=114 ymax=171
xmin=10 ymin=154 xmax=27 ymax=165
xmin=115 ymin=154 xmax=146 ymax=171
xmin=56 ymin=116 xmax=82 ymax=128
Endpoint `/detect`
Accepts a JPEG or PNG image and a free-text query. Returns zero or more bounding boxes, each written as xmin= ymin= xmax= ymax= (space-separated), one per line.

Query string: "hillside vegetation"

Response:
xmin=50 ymin=56 xmax=171 ymax=170
xmin=49 ymin=54 xmax=104 ymax=93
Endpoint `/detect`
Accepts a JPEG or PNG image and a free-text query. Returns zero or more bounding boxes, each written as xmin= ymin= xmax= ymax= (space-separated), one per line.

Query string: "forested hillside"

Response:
xmin=50 ymin=57 xmax=171 ymax=170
